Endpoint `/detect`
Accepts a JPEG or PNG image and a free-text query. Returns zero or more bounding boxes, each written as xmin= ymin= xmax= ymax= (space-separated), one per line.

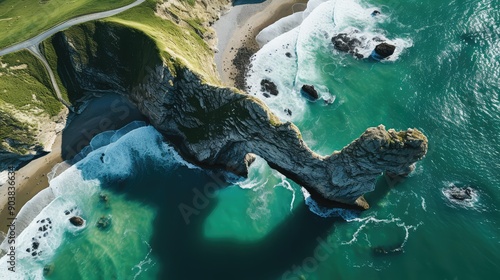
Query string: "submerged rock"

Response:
xmin=43 ymin=264 xmax=55 ymax=276
xmin=373 ymin=246 xmax=402 ymax=255
xmin=374 ymin=43 xmax=396 ymax=59
xmin=96 ymin=216 xmax=111 ymax=230
xmin=301 ymin=85 xmax=319 ymax=100
xmin=260 ymin=79 xmax=279 ymax=96
xmin=69 ymin=216 xmax=84 ymax=227
xmin=99 ymin=193 xmax=109 ymax=203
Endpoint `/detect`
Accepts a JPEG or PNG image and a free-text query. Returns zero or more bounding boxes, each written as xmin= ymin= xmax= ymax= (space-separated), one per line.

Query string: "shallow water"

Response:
xmin=1 ymin=0 xmax=499 ymax=279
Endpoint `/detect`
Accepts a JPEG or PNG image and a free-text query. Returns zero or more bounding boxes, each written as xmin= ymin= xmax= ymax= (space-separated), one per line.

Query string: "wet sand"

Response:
xmin=214 ymin=0 xmax=308 ymax=88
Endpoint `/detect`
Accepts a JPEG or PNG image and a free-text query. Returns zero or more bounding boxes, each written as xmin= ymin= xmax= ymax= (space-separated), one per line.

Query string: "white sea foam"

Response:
xmin=132 ymin=241 xmax=156 ymax=280
xmin=441 ymin=182 xmax=480 ymax=209
xmin=0 ymin=124 xmax=187 ymax=279
xmin=301 ymin=187 xmax=360 ymax=220
xmin=246 ymin=0 xmax=412 ymax=121
xmin=273 ymin=174 xmax=296 ymax=212
xmin=256 ymin=12 xmax=304 ymax=47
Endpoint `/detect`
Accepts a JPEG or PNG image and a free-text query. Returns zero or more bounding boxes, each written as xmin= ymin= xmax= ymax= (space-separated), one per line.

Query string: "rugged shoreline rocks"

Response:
xmin=52 ymin=21 xmax=428 ymax=209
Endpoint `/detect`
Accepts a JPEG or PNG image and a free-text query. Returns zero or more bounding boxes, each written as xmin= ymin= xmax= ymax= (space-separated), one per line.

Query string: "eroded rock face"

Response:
xmin=53 ymin=22 xmax=428 ymax=209
xmin=129 ymin=66 xmax=427 ymax=208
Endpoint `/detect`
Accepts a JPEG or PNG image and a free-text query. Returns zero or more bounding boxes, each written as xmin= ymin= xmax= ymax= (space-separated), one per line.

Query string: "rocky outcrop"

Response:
xmin=446 ymin=186 xmax=474 ymax=201
xmin=332 ymin=33 xmax=364 ymax=59
xmin=301 ymin=85 xmax=319 ymax=100
xmin=374 ymin=43 xmax=396 ymax=59
xmin=52 ymin=21 xmax=427 ymax=209
xmin=260 ymin=79 xmax=279 ymax=97
xmin=69 ymin=216 xmax=84 ymax=226
xmin=332 ymin=31 xmax=396 ymax=61
xmin=128 ymin=65 xmax=427 ymax=208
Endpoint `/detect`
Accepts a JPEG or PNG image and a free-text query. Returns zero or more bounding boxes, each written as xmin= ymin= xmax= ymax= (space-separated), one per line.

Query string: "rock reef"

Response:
xmin=50 ymin=20 xmax=427 ymax=209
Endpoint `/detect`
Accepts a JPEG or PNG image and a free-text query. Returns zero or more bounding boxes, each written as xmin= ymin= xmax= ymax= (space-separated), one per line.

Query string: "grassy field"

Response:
xmin=107 ymin=0 xmax=220 ymax=85
xmin=0 ymin=0 xmax=134 ymax=49
xmin=0 ymin=50 xmax=62 ymax=116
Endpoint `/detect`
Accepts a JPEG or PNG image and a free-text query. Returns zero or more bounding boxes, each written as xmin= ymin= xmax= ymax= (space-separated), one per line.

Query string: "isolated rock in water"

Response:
xmin=301 ymin=85 xmax=319 ymax=100
xmin=260 ymin=79 xmax=279 ymax=96
xmin=371 ymin=10 xmax=381 ymax=17
xmin=374 ymin=43 xmax=396 ymax=59
xmin=448 ymin=186 xmax=473 ymax=201
xmin=69 ymin=216 xmax=84 ymax=226
xmin=332 ymin=33 xmax=363 ymax=58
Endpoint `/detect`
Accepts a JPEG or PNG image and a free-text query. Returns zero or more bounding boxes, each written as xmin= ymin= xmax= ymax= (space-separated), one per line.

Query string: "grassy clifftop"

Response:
xmin=106 ymin=0 xmax=226 ymax=85
xmin=0 ymin=50 xmax=63 ymax=157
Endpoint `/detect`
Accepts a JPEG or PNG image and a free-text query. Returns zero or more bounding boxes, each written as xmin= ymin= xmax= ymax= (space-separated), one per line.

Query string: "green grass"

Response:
xmin=0 ymin=0 xmax=134 ymax=49
xmin=106 ymin=0 xmax=220 ymax=85
xmin=0 ymin=108 xmax=37 ymax=154
xmin=0 ymin=50 xmax=62 ymax=116
xmin=41 ymin=38 xmax=71 ymax=103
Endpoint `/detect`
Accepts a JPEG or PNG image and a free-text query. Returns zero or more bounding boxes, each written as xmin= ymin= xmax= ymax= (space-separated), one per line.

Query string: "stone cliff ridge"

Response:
xmin=51 ymin=21 xmax=428 ymax=208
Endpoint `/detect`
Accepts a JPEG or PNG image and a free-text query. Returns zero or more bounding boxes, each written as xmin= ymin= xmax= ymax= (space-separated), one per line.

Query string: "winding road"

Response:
xmin=0 ymin=0 xmax=146 ymax=110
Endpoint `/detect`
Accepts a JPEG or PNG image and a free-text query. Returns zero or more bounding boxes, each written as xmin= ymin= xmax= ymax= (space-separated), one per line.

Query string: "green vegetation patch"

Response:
xmin=0 ymin=50 xmax=62 ymax=116
xmin=0 ymin=0 xmax=135 ymax=49
xmin=0 ymin=108 xmax=37 ymax=154
xmin=106 ymin=0 xmax=219 ymax=84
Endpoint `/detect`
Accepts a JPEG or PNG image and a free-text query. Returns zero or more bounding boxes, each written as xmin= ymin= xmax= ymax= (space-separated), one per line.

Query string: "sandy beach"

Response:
xmin=0 ymin=94 xmax=145 ymax=238
xmin=214 ymin=0 xmax=307 ymax=88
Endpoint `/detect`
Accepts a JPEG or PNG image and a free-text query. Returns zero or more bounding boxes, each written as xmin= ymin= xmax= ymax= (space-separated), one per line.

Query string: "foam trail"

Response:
xmin=273 ymin=174 xmax=296 ymax=212
xmin=132 ymin=241 xmax=155 ymax=280
xmin=301 ymin=187 xmax=360 ymax=220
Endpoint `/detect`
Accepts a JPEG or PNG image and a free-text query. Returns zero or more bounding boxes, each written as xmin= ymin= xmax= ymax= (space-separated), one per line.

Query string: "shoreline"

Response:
xmin=0 ymin=0 xmax=308 ymax=237
xmin=0 ymin=133 xmax=63 ymax=239
xmin=0 ymin=93 xmax=145 ymax=237
xmin=214 ymin=0 xmax=307 ymax=88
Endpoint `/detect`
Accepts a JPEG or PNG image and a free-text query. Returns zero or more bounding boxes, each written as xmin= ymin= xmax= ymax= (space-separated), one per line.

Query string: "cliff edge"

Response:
xmin=49 ymin=21 xmax=428 ymax=208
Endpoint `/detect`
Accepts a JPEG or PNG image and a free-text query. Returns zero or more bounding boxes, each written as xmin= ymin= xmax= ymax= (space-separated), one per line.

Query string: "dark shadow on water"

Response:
xmin=232 ymin=0 xmax=266 ymax=6
xmin=364 ymin=174 xmax=399 ymax=207
xmin=60 ymin=93 xmax=146 ymax=161
xmin=82 ymin=158 xmax=339 ymax=280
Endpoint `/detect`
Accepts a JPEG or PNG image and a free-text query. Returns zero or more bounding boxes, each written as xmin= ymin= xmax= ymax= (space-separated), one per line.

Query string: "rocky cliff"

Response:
xmin=50 ymin=21 xmax=427 ymax=208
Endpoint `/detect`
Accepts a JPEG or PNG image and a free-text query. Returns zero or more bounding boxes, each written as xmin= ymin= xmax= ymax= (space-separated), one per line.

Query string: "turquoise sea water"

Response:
xmin=1 ymin=0 xmax=499 ymax=279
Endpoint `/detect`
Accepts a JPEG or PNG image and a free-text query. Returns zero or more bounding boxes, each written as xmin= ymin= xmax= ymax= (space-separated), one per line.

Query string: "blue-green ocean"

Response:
xmin=1 ymin=0 xmax=499 ymax=279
